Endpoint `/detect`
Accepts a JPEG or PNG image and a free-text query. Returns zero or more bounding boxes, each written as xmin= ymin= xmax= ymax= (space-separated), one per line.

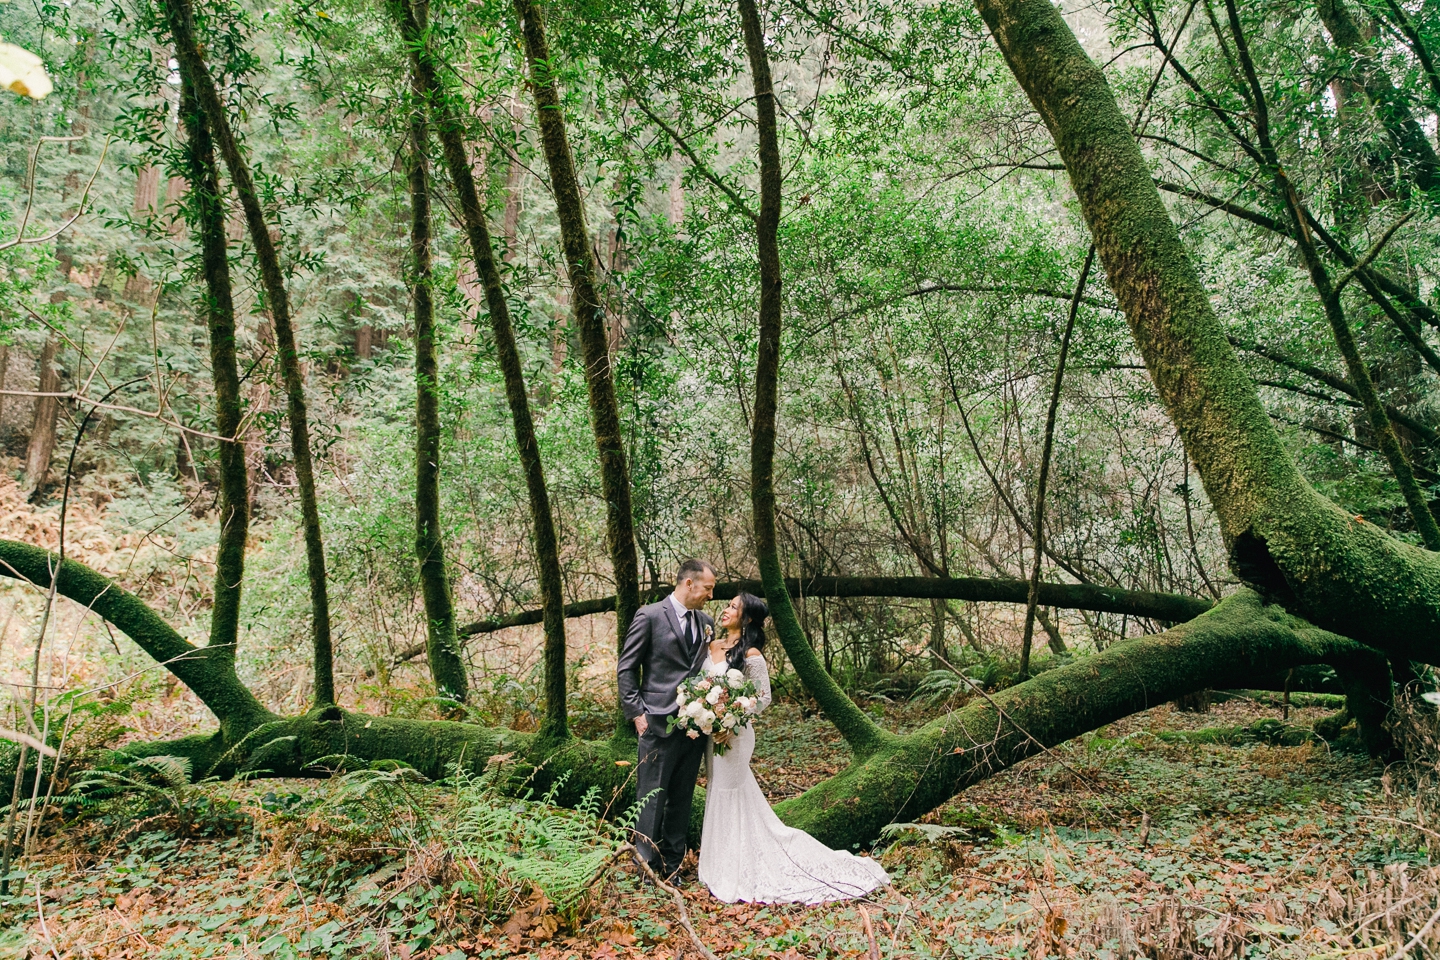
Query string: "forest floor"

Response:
xmin=1 ymin=694 xmax=1436 ymax=959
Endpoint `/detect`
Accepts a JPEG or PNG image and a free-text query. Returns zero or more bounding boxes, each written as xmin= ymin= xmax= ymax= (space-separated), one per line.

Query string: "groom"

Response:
xmin=617 ymin=558 xmax=717 ymax=882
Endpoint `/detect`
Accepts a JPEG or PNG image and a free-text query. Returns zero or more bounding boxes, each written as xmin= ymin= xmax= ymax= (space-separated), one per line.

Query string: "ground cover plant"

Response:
xmin=3 ymin=696 xmax=1437 ymax=957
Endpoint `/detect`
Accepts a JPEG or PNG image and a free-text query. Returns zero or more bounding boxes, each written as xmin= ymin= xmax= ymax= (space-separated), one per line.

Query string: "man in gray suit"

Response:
xmin=617 ymin=558 xmax=717 ymax=882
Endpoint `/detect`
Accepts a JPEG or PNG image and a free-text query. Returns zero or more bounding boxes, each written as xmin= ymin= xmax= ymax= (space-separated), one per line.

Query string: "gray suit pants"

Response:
xmin=633 ymin=726 xmax=706 ymax=879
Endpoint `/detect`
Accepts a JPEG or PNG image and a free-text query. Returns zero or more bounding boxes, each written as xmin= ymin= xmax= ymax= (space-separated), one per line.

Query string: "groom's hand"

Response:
xmin=633 ymin=715 xmax=649 ymax=736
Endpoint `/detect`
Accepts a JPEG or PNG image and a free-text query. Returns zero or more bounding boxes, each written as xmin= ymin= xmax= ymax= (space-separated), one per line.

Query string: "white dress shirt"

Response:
xmin=669 ymin=592 xmax=697 ymax=646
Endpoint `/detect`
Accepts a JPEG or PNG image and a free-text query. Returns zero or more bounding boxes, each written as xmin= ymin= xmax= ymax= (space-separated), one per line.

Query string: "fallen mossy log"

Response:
xmin=387 ymin=576 xmax=1211 ymax=666
xmin=436 ymin=577 xmax=1209 ymax=643
xmin=0 ymin=542 xmax=1391 ymax=849
xmin=773 ymin=590 xmax=1392 ymax=849
xmin=1213 ymin=689 xmax=1348 ymax=709
xmin=138 ymin=595 xmax=1390 ymax=850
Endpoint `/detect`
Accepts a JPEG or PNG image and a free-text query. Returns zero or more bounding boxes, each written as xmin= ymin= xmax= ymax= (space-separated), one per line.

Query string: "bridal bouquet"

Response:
xmin=667 ymin=669 xmax=761 ymax=754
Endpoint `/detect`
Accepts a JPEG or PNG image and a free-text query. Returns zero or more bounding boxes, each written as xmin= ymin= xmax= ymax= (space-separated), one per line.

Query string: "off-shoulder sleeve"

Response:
xmin=744 ymin=655 xmax=772 ymax=714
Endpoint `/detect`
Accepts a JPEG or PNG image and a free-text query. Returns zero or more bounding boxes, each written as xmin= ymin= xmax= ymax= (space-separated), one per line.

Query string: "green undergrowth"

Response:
xmin=1 ymin=698 xmax=1435 ymax=958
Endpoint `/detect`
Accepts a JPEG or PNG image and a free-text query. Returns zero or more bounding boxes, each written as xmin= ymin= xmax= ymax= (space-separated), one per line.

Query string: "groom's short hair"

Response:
xmin=675 ymin=558 xmax=714 ymax=583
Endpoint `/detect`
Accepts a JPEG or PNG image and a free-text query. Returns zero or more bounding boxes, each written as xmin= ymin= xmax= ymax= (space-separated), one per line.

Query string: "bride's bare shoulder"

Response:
xmin=746 ymin=648 xmax=763 ymax=659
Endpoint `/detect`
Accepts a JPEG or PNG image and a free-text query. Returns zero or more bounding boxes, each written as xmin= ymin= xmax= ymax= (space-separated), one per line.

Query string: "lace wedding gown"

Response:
xmin=697 ymin=654 xmax=891 ymax=904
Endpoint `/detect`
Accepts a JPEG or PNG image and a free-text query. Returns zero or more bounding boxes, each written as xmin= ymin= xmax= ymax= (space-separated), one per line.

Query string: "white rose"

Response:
xmin=721 ymin=713 xmax=738 ymax=730
xmin=700 ymin=710 xmax=716 ymax=731
xmin=683 ymin=701 xmax=703 ymax=719
xmin=706 ymin=685 xmax=723 ymax=705
xmin=726 ymin=668 xmax=745 ymax=685
xmin=676 ymin=688 xmax=688 ymax=707
xmin=736 ymin=696 xmax=754 ymax=714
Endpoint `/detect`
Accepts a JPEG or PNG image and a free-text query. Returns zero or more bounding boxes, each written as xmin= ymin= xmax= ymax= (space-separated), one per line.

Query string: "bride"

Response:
xmin=697 ymin=592 xmax=891 ymax=903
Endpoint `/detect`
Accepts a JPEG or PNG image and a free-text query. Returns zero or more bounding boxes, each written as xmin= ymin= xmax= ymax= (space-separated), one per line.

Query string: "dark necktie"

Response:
xmin=684 ymin=611 xmax=696 ymax=650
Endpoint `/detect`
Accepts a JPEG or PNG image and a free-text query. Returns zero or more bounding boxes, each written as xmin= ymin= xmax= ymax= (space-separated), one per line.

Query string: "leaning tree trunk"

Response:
xmin=23 ymin=337 xmax=59 ymax=497
xmin=162 ymin=0 xmax=336 ymax=707
xmin=0 ymin=541 xmax=273 ymax=740
xmin=974 ymin=0 xmax=1440 ymax=668
xmin=513 ymin=0 xmax=642 ymax=668
xmin=776 ymin=590 xmax=1391 ymax=847
xmin=177 ymin=76 xmax=249 ymax=656
xmin=392 ymin=0 xmax=567 ymax=736
xmin=400 ymin=0 xmax=469 ymax=704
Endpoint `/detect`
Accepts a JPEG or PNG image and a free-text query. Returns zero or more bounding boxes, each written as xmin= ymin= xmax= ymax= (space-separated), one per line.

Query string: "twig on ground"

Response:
xmin=34 ymin=886 xmax=61 ymax=960
xmin=1386 ymin=901 xmax=1440 ymax=960
xmin=624 ymin=846 xmax=717 ymax=960
xmin=858 ymin=903 xmax=880 ymax=960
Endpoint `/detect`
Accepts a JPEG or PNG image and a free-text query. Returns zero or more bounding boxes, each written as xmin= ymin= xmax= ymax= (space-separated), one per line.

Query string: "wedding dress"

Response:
xmin=697 ymin=654 xmax=891 ymax=904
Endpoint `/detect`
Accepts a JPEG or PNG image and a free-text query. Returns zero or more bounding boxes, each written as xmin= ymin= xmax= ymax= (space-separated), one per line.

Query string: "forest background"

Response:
xmin=0 ymin=0 xmax=1438 ymax=953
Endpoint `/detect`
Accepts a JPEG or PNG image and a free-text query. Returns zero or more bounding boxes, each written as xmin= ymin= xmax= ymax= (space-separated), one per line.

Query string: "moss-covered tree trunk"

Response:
xmin=395 ymin=0 xmax=563 ymax=729
xmin=0 ymin=542 xmax=273 ymax=740
xmin=973 ymin=0 xmax=1440 ymax=667
xmin=176 ymin=76 xmax=248 ymax=658
xmin=776 ymin=590 xmax=1391 ymax=848
xmin=162 ymin=0 xmax=336 ymax=706
xmin=3 ymin=540 xmax=1391 ymax=846
xmin=513 ymin=0 xmax=642 ymax=669
xmin=400 ymin=0 xmax=468 ymax=705
xmin=738 ymin=0 xmax=892 ymax=757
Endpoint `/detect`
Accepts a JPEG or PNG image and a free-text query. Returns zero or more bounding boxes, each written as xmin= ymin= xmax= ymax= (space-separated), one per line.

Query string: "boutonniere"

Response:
xmin=704 ymin=624 xmax=713 ymax=642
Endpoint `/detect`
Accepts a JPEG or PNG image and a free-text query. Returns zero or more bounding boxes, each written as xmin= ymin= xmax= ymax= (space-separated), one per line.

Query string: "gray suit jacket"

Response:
xmin=617 ymin=596 xmax=714 ymax=736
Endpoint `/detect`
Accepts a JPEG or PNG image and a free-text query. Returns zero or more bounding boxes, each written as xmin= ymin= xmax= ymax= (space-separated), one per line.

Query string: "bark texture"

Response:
xmin=401 ymin=0 xmax=469 ymax=704
xmin=177 ymin=77 xmax=249 ymax=656
xmin=162 ymin=0 xmax=335 ymax=704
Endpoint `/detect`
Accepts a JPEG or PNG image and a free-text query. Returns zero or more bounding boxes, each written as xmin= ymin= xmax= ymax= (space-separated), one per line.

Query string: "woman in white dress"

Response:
xmin=697 ymin=592 xmax=891 ymax=904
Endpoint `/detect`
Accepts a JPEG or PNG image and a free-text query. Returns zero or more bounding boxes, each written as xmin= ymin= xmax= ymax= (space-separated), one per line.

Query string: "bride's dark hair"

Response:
xmin=724 ymin=592 xmax=769 ymax=672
